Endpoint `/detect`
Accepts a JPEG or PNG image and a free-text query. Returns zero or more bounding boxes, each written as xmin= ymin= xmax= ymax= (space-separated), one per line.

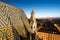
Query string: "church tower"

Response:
xmin=30 ymin=9 xmax=37 ymax=33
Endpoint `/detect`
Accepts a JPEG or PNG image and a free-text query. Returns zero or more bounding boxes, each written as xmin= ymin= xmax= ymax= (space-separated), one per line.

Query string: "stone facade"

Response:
xmin=30 ymin=10 xmax=37 ymax=33
xmin=37 ymin=32 xmax=60 ymax=40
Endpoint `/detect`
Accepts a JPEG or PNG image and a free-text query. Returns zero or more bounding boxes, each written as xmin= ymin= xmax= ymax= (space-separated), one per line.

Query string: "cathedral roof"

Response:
xmin=0 ymin=2 xmax=31 ymax=37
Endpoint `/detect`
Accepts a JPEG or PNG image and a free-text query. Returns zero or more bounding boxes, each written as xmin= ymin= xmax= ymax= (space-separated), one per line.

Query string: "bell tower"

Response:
xmin=30 ymin=9 xmax=37 ymax=33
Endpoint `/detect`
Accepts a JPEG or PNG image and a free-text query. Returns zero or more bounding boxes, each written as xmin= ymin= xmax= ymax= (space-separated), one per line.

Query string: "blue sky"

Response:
xmin=0 ymin=0 xmax=60 ymax=18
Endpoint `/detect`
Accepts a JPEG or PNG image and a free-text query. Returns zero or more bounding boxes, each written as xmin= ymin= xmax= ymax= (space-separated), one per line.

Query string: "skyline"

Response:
xmin=0 ymin=0 xmax=60 ymax=18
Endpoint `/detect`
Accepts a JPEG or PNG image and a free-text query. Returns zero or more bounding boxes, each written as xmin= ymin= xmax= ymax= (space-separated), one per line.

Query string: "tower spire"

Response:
xmin=30 ymin=9 xmax=37 ymax=33
xmin=31 ymin=9 xmax=35 ymax=18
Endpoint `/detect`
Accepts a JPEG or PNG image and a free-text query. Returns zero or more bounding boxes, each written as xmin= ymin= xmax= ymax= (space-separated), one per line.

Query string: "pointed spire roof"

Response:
xmin=31 ymin=9 xmax=34 ymax=15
